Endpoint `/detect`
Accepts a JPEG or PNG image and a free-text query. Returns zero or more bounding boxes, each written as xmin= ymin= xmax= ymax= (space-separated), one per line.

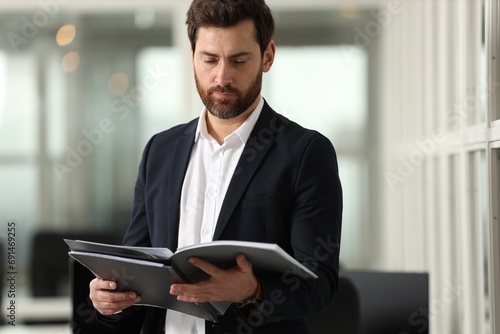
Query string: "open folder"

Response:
xmin=65 ymin=239 xmax=317 ymax=322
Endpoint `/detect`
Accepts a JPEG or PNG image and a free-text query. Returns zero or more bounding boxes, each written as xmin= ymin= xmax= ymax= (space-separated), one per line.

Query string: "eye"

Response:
xmin=232 ymin=58 xmax=247 ymax=65
xmin=203 ymin=58 xmax=218 ymax=64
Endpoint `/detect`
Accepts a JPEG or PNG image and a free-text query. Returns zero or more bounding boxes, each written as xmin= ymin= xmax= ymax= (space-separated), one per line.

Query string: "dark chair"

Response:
xmin=30 ymin=230 xmax=122 ymax=297
xmin=307 ymin=271 xmax=429 ymax=334
xmin=307 ymin=275 xmax=361 ymax=334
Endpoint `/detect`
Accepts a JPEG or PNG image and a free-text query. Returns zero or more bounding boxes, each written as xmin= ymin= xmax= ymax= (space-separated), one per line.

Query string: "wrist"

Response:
xmin=254 ymin=279 xmax=262 ymax=301
xmin=237 ymin=279 xmax=262 ymax=308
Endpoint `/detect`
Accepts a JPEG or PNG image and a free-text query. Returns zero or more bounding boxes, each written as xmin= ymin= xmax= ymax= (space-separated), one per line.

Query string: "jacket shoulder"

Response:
xmin=151 ymin=118 xmax=198 ymax=144
xmin=141 ymin=118 xmax=197 ymax=154
xmin=260 ymin=103 xmax=334 ymax=149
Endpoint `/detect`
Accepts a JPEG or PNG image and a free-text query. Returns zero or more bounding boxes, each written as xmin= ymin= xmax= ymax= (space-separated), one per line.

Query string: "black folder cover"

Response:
xmin=65 ymin=239 xmax=317 ymax=322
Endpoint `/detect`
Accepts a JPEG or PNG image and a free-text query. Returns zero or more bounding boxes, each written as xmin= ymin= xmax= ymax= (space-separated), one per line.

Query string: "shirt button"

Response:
xmin=207 ymin=191 xmax=216 ymax=198
xmin=203 ymin=229 xmax=211 ymax=237
xmin=213 ymin=153 xmax=220 ymax=160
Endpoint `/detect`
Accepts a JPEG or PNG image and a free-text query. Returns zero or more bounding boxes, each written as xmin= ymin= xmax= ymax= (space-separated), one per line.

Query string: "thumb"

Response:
xmin=236 ymin=253 xmax=253 ymax=272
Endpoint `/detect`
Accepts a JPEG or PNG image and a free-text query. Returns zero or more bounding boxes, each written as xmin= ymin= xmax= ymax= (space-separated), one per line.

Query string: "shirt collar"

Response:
xmin=194 ymin=96 xmax=264 ymax=145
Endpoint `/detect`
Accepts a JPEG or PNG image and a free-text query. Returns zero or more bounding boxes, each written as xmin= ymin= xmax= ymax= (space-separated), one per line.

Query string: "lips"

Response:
xmin=212 ymin=91 xmax=236 ymax=99
xmin=209 ymin=85 xmax=239 ymax=96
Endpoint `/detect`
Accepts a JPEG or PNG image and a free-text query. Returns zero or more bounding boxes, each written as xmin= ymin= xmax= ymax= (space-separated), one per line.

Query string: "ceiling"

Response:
xmin=0 ymin=3 xmax=378 ymax=50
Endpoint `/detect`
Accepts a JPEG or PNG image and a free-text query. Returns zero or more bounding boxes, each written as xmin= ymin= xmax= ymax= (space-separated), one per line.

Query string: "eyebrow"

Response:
xmin=199 ymin=51 xmax=253 ymax=59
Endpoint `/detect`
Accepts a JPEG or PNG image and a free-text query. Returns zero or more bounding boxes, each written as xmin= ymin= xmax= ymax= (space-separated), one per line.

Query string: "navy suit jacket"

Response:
xmin=101 ymin=101 xmax=342 ymax=334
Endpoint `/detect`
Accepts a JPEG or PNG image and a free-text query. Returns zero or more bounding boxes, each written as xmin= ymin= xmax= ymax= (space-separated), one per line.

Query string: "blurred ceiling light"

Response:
xmin=62 ymin=51 xmax=80 ymax=73
xmin=56 ymin=24 xmax=76 ymax=46
xmin=108 ymin=72 xmax=129 ymax=96
xmin=339 ymin=5 xmax=360 ymax=20
xmin=135 ymin=9 xmax=156 ymax=30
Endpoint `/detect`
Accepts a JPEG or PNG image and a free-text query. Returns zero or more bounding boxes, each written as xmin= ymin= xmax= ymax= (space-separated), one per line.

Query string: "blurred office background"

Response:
xmin=0 ymin=0 xmax=498 ymax=333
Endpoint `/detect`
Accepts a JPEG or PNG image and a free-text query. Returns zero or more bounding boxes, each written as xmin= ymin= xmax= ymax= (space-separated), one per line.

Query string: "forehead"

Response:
xmin=195 ymin=20 xmax=259 ymax=55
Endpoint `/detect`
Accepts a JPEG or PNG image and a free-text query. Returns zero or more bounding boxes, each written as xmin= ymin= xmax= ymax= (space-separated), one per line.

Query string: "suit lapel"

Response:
xmin=213 ymin=103 xmax=284 ymax=240
xmin=166 ymin=121 xmax=197 ymax=251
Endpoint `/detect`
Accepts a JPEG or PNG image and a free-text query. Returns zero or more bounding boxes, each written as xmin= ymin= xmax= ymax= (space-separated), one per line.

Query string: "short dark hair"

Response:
xmin=186 ymin=0 xmax=275 ymax=55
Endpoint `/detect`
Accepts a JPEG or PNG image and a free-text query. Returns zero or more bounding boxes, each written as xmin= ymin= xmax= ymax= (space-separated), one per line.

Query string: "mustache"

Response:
xmin=208 ymin=85 xmax=240 ymax=95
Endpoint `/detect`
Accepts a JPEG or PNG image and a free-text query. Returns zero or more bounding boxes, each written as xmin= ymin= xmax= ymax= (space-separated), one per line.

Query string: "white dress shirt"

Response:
xmin=165 ymin=97 xmax=264 ymax=334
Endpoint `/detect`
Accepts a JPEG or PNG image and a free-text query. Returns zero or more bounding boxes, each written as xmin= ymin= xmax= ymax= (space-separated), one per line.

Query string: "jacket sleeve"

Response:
xmin=238 ymin=134 xmax=342 ymax=326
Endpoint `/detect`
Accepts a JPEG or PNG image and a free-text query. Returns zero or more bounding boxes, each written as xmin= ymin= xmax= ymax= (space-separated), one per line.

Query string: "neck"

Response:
xmin=206 ymin=97 xmax=260 ymax=144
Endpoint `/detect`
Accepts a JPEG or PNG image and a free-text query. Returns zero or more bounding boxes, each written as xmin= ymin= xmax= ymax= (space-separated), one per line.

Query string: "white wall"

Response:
xmin=376 ymin=0 xmax=499 ymax=333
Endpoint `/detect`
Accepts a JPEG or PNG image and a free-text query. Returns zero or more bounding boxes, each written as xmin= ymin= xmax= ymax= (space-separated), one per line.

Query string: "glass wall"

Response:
xmin=0 ymin=7 xmax=373 ymax=305
xmin=0 ymin=11 xmax=176 ymax=297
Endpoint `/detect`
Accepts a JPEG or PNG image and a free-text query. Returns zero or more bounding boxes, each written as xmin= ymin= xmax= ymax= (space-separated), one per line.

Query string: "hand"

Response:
xmin=89 ymin=278 xmax=141 ymax=316
xmin=170 ymin=253 xmax=259 ymax=304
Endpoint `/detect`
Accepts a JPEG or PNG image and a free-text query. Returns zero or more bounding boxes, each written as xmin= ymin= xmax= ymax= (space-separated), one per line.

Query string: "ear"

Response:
xmin=191 ymin=47 xmax=196 ymax=69
xmin=262 ymin=41 xmax=276 ymax=73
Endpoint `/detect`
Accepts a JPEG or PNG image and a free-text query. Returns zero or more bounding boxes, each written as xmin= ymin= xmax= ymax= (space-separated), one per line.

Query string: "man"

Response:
xmin=89 ymin=0 xmax=342 ymax=333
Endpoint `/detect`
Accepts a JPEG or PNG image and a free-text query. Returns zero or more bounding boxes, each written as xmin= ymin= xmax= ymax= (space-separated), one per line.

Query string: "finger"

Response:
xmin=170 ymin=282 xmax=203 ymax=297
xmin=90 ymin=278 xmax=117 ymax=291
xmin=94 ymin=297 xmax=139 ymax=316
xmin=188 ymin=257 xmax=221 ymax=277
xmin=91 ymin=291 xmax=141 ymax=315
xmin=95 ymin=290 xmax=139 ymax=303
xmin=176 ymin=294 xmax=206 ymax=303
xmin=236 ymin=253 xmax=253 ymax=272
xmin=170 ymin=282 xmax=211 ymax=302
xmin=90 ymin=278 xmax=140 ymax=301
xmin=90 ymin=278 xmax=140 ymax=305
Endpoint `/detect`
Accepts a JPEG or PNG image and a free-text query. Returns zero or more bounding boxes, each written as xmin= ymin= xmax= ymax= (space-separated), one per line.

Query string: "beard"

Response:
xmin=195 ymin=69 xmax=262 ymax=120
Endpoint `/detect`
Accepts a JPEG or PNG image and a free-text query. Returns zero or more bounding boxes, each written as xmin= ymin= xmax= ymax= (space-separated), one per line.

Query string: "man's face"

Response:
xmin=192 ymin=20 xmax=274 ymax=119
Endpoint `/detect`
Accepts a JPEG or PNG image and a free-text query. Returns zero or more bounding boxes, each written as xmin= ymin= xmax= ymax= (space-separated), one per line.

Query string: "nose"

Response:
xmin=215 ymin=61 xmax=233 ymax=87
